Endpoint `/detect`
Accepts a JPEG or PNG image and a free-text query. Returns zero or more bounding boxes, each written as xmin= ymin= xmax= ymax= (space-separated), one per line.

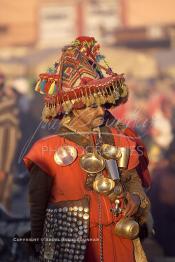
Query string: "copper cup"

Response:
xmin=93 ymin=176 xmax=115 ymax=194
xmin=114 ymin=217 xmax=139 ymax=240
xmin=100 ymin=144 xmax=121 ymax=160
xmin=117 ymin=147 xmax=130 ymax=169
xmin=80 ymin=151 xmax=105 ymax=174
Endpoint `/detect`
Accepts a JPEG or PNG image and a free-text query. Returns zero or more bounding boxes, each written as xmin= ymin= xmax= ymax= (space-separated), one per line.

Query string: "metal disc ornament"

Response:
xmin=54 ymin=145 xmax=77 ymax=166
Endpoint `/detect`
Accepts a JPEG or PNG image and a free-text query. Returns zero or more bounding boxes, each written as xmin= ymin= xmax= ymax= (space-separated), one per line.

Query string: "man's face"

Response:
xmin=73 ymin=105 xmax=105 ymax=129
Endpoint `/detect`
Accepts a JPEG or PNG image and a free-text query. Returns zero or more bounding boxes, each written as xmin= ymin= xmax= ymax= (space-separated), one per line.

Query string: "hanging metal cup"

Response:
xmin=100 ymin=144 xmax=121 ymax=160
xmin=114 ymin=217 xmax=139 ymax=239
xmin=80 ymin=151 xmax=105 ymax=175
xmin=117 ymin=147 xmax=130 ymax=169
xmin=93 ymin=175 xmax=115 ymax=194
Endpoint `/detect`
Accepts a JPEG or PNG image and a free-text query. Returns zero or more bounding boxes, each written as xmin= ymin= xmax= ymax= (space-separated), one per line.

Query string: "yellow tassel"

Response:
xmin=89 ymin=94 xmax=95 ymax=105
xmin=48 ymin=80 xmax=56 ymax=95
xmin=94 ymin=93 xmax=101 ymax=106
xmin=35 ymin=80 xmax=41 ymax=92
xmin=100 ymin=89 xmax=106 ymax=104
xmin=120 ymin=83 xmax=128 ymax=98
xmin=41 ymin=105 xmax=57 ymax=122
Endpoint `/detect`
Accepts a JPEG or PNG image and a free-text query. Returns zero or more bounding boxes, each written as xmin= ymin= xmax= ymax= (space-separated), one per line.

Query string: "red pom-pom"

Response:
xmin=76 ymin=36 xmax=95 ymax=43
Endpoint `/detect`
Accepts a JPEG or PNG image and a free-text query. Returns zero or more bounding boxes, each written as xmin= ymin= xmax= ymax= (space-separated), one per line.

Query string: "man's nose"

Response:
xmin=97 ymin=106 xmax=105 ymax=115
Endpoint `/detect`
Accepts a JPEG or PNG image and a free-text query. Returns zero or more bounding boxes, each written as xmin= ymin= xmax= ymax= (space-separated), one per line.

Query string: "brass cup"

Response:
xmin=100 ymin=144 xmax=121 ymax=160
xmin=93 ymin=176 xmax=115 ymax=194
xmin=117 ymin=147 xmax=130 ymax=169
xmin=80 ymin=152 xmax=105 ymax=174
xmin=114 ymin=217 xmax=139 ymax=239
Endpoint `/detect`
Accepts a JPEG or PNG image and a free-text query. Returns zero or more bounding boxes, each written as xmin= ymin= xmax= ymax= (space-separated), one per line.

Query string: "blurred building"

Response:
xmin=116 ymin=0 xmax=175 ymax=48
xmin=123 ymin=0 xmax=175 ymax=27
xmin=83 ymin=0 xmax=121 ymax=45
xmin=1 ymin=0 xmax=175 ymax=76
xmin=1 ymin=0 xmax=175 ymax=48
xmin=38 ymin=0 xmax=80 ymax=48
xmin=0 ymin=0 xmax=38 ymax=47
xmin=36 ymin=0 xmax=122 ymax=47
xmin=0 ymin=0 xmax=122 ymax=76
xmin=0 ymin=0 xmax=122 ymax=48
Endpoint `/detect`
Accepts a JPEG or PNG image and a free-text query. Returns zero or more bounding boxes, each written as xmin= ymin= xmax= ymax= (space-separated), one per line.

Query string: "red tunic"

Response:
xmin=24 ymin=127 xmax=139 ymax=262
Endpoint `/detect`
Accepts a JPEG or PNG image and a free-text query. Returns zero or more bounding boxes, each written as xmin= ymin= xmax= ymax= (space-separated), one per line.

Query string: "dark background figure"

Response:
xmin=0 ymin=72 xmax=21 ymax=211
xmin=149 ymin=164 xmax=175 ymax=257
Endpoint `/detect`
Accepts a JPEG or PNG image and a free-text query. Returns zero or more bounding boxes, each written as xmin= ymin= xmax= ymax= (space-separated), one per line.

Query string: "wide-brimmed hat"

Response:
xmin=35 ymin=36 xmax=128 ymax=122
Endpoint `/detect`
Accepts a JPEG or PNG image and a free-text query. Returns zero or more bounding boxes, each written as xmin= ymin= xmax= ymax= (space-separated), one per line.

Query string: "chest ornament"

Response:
xmin=54 ymin=145 xmax=77 ymax=166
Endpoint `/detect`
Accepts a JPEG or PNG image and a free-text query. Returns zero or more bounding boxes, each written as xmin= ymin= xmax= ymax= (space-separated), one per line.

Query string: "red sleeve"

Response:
xmin=124 ymin=127 xmax=151 ymax=188
xmin=23 ymin=139 xmax=53 ymax=176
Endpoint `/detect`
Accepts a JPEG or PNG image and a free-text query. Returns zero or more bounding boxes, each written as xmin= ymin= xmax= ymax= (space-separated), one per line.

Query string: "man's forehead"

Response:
xmin=78 ymin=105 xmax=103 ymax=114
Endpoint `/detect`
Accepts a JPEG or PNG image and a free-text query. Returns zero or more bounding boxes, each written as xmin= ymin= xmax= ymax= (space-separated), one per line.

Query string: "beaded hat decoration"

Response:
xmin=35 ymin=36 xmax=128 ymax=122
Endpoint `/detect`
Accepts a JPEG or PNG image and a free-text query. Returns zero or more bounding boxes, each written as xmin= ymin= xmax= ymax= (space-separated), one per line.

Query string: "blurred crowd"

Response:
xmin=113 ymin=74 xmax=175 ymax=259
xmin=0 ymin=69 xmax=175 ymax=261
xmin=114 ymin=75 xmax=175 ymax=169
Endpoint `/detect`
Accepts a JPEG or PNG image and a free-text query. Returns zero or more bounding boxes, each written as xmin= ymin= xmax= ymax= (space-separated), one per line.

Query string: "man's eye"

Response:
xmin=91 ymin=103 xmax=98 ymax=108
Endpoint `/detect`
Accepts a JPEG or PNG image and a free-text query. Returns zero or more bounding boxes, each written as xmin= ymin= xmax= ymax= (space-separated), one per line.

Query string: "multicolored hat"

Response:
xmin=35 ymin=36 xmax=128 ymax=122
